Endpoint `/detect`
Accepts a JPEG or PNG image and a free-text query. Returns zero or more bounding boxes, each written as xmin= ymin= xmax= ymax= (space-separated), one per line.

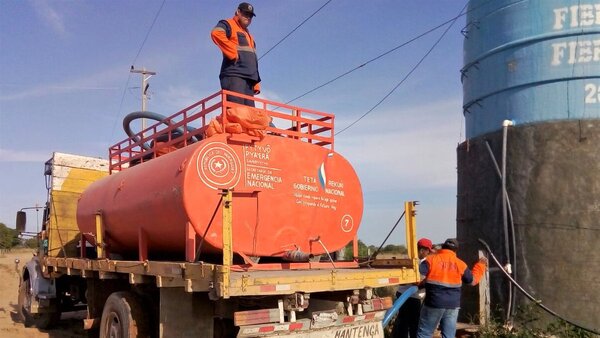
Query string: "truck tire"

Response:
xmin=99 ymin=291 xmax=149 ymax=338
xmin=17 ymin=278 xmax=60 ymax=329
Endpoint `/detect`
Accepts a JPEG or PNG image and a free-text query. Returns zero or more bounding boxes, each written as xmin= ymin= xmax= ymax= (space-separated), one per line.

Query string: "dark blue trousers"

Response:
xmin=220 ymin=76 xmax=255 ymax=107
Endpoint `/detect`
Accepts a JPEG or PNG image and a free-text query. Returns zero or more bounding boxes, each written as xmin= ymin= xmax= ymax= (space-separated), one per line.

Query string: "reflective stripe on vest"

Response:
xmin=225 ymin=18 xmax=256 ymax=53
xmin=217 ymin=18 xmax=259 ymax=81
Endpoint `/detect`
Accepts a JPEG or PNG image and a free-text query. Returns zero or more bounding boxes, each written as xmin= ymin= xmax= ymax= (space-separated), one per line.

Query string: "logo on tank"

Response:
xmin=196 ymin=142 xmax=241 ymax=189
xmin=317 ymin=153 xmax=352 ymax=232
xmin=340 ymin=214 xmax=354 ymax=232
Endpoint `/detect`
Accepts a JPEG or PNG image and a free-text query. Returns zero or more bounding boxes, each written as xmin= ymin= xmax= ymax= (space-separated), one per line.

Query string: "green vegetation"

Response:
xmin=0 ymin=222 xmax=39 ymax=249
xmin=342 ymin=240 xmax=407 ymax=258
xmin=0 ymin=222 xmax=20 ymax=249
xmin=479 ymin=305 xmax=592 ymax=338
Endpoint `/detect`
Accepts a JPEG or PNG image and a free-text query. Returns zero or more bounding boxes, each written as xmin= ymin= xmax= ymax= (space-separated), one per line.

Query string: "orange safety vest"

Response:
xmin=425 ymin=249 xmax=469 ymax=288
xmin=211 ymin=17 xmax=261 ymax=86
xmin=421 ymin=249 xmax=486 ymax=308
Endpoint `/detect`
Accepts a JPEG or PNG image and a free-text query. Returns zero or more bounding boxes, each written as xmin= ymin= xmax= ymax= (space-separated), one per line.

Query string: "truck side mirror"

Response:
xmin=16 ymin=211 xmax=26 ymax=233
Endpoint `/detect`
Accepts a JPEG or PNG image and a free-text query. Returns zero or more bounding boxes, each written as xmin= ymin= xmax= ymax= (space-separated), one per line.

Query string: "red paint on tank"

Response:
xmin=77 ymin=133 xmax=362 ymax=257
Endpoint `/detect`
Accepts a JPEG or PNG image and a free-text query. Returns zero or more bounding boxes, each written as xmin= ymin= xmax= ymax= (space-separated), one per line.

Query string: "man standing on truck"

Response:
xmin=392 ymin=238 xmax=433 ymax=338
xmin=416 ymin=238 xmax=488 ymax=338
xmin=211 ymin=2 xmax=261 ymax=107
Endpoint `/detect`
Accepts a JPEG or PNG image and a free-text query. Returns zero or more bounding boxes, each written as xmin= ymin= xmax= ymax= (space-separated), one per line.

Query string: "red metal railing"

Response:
xmin=109 ymin=90 xmax=335 ymax=173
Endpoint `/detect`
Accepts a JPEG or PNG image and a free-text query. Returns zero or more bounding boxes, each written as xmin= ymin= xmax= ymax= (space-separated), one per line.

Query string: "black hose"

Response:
xmin=478 ymin=238 xmax=600 ymax=335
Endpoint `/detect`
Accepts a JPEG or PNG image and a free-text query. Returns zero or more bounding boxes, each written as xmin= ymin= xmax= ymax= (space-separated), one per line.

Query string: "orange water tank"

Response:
xmin=77 ymin=133 xmax=363 ymax=258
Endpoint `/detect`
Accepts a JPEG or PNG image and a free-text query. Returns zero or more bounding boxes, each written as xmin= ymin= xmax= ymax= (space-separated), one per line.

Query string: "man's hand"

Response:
xmin=478 ymin=256 xmax=489 ymax=266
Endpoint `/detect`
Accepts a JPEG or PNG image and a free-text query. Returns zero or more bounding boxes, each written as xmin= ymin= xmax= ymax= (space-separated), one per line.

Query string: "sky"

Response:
xmin=0 ymin=0 xmax=468 ymax=247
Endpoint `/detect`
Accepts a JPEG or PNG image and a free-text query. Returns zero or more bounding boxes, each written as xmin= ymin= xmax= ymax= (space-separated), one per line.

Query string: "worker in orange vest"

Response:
xmin=416 ymin=238 xmax=487 ymax=338
xmin=392 ymin=238 xmax=434 ymax=338
xmin=211 ymin=2 xmax=261 ymax=107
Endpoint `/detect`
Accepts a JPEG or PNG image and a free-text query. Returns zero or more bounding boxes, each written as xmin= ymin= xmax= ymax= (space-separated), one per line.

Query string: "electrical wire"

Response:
xmin=109 ymin=0 xmax=166 ymax=142
xmin=284 ymin=15 xmax=456 ymax=106
xmin=284 ymin=0 xmax=497 ymax=107
xmin=335 ymin=2 xmax=468 ymax=136
xmin=478 ymin=238 xmax=600 ymax=336
xmin=132 ymin=0 xmax=166 ymax=66
xmin=259 ymin=0 xmax=333 ymax=61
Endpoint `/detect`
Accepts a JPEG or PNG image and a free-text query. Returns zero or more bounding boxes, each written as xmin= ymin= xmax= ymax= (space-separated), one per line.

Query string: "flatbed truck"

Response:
xmin=16 ymin=91 xmax=421 ymax=337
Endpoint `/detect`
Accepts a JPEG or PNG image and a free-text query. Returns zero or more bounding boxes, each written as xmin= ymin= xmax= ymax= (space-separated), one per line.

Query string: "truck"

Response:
xmin=15 ymin=90 xmax=421 ymax=338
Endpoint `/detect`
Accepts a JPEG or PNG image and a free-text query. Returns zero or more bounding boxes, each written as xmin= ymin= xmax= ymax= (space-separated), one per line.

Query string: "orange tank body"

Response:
xmin=76 ymin=133 xmax=363 ymax=258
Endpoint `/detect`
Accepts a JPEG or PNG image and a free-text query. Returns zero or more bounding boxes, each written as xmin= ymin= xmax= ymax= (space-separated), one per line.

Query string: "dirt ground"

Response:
xmin=0 ymin=249 xmax=86 ymax=338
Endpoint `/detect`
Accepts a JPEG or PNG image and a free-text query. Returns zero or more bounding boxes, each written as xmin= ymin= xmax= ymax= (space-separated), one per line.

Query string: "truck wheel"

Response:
xmin=17 ymin=278 xmax=60 ymax=328
xmin=99 ymin=292 xmax=149 ymax=338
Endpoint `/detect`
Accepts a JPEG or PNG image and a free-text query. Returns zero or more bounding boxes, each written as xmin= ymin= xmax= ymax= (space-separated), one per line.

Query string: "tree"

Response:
xmin=0 ymin=222 xmax=20 ymax=249
xmin=24 ymin=237 xmax=39 ymax=248
xmin=341 ymin=241 xmax=408 ymax=259
xmin=381 ymin=244 xmax=407 ymax=254
xmin=342 ymin=240 xmax=366 ymax=258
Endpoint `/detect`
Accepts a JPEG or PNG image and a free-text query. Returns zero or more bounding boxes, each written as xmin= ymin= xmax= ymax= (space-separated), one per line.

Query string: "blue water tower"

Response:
xmin=457 ymin=0 xmax=600 ymax=330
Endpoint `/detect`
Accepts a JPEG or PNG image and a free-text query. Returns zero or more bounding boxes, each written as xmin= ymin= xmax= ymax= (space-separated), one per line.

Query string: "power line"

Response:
xmin=131 ymin=0 xmax=166 ymax=65
xmin=259 ymin=0 xmax=333 ymax=61
xmin=284 ymin=0 xmax=495 ymax=107
xmin=335 ymin=2 xmax=469 ymax=136
xmin=284 ymin=13 xmax=461 ymax=106
xmin=109 ymin=0 xmax=166 ymax=142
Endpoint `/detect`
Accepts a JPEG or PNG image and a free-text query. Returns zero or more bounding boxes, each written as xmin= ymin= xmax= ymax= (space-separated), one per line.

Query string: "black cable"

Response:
xmin=284 ymin=14 xmax=454 ymax=106
xmin=109 ymin=0 xmax=166 ymax=142
xmin=259 ymin=0 xmax=333 ymax=61
xmin=284 ymin=0 xmax=497 ymax=107
xmin=194 ymin=196 xmax=224 ymax=262
xmin=132 ymin=0 xmax=166 ymax=65
xmin=478 ymin=238 xmax=600 ymax=335
xmin=336 ymin=2 xmax=468 ymax=136
xmin=364 ymin=210 xmax=405 ymax=263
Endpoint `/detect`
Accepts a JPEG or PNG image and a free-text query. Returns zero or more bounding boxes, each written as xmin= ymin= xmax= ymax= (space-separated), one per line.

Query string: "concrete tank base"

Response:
xmin=457 ymin=120 xmax=600 ymax=331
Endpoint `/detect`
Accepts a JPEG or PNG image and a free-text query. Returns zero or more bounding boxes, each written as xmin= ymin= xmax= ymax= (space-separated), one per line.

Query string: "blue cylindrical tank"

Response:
xmin=462 ymin=0 xmax=600 ymax=138
xmin=457 ymin=0 xmax=600 ymax=331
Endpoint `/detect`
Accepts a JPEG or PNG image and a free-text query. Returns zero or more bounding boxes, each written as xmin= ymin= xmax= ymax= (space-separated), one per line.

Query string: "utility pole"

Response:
xmin=130 ymin=67 xmax=156 ymax=134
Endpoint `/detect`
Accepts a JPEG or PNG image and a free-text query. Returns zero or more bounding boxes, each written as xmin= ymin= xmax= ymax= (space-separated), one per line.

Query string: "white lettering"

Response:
xmin=551 ymin=42 xmax=567 ymax=66
xmin=246 ymin=180 xmax=274 ymax=189
xmin=325 ymin=188 xmax=345 ymax=196
xmin=568 ymin=41 xmax=578 ymax=64
xmin=246 ymin=172 xmax=282 ymax=183
xmin=293 ymin=183 xmax=319 ymax=192
xmin=554 ymin=7 xmax=569 ymax=29
xmin=579 ymin=40 xmax=593 ymax=63
xmin=585 ymin=83 xmax=600 ymax=104
xmin=580 ymin=5 xmax=596 ymax=26
xmin=553 ymin=4 xmax=600 ymax=30
xmin=570 ymin=5 xmax=580 ymax=28
xmin=551 ymin=39 xmax=600 ymax=66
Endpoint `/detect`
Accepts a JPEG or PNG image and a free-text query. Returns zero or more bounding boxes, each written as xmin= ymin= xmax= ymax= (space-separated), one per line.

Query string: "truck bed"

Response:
xmin=44 ymin=256 xmax=418 ymax=298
